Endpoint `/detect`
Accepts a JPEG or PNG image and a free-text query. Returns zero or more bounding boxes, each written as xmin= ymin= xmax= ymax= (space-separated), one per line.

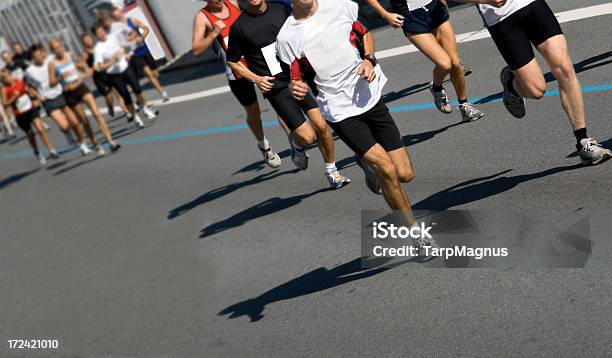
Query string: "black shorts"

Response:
xmin=400 ymin=0 xmax=449 ymax=35
xmin=93 ymin=71 xmax=112 ymax=96
xmin=107 ymin=67 xmax=143 ymax=106
xmin=15 ymin=109 xmax=39 ymax=132
xmin=487 ymin=0 xmax=563 ymax=70
xmin=328 ymin=100 xmax=404 ymax=157
xmin=228 ymin=78 xmax=258 ymax=107
xmin=266 ymin=86 xmax=318 ymax=132
xmin=42 ymin=95 xmax=68 ymax=114
xmin=64 ymin=83 xmax=91 ymax=108
xmin=130 ymin=51 xmax=157 ymax=77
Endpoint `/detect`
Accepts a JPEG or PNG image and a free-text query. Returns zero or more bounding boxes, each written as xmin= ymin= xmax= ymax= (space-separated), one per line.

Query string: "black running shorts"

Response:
xmin=42 ymin=95 xmax=68 ymax=114
xmin=64 ymin=83 xmax=91 ymax=108
xmin=400 ymin=0 xmax=449 ymax=35
xmin=130 ymin=51 xmax=157 ymax=77
xmin=328 ymin=100 xmax=404 ymax=157
xmin=15 ymin=109 xmax=38 ymax=132
xmin=487 ymin=0 xmax=563 ymax=70
xmin=266 ymin=86 xmax=318 ymax=132
xmin=93 ymin=71 xmax=112 ymax=96
xmin=228 ymin=78 xmax=258 ymax=107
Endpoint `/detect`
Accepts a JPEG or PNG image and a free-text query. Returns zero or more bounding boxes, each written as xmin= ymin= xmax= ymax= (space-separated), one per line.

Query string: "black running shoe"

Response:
xmin=500 ymin=67 xmax=526 ymax=118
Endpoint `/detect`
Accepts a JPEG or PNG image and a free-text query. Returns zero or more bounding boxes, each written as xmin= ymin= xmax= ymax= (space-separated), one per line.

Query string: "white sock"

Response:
xmin=325 ymin=162 xmax=337 ymax=172
xmin=258 ymin=138 xmax=270 ymax=151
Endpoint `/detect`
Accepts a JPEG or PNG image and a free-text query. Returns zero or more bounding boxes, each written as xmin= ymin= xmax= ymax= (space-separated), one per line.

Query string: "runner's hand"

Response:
xmin=383 ymin=12 xmax=404 ymax=28
xmin=481 ymin=0 xmax=506 ymax=7
xmin=290 ymin=80 xmax=309 ymax=101
xmin=357 ymin=60 xmax=376 ymax=83
xmin=214 ymin=20 xmax=226 ymax=34
xmin=255 ymin=76 xmax=275 ymax=93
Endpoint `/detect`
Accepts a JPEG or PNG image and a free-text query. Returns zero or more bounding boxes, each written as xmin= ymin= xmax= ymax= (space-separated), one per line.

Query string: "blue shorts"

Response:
xmin=401 ymin=0 xmax=449 ymax=35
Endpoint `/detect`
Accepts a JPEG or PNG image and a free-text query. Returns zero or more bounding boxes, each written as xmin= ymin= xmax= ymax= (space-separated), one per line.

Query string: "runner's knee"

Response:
xmin=374 ymin=159 xmax=399 ymax=183
xmin=550 ymin=59 xmax=575 ymax=85
xmin=435 ymin=57 xmax=452 ymax=73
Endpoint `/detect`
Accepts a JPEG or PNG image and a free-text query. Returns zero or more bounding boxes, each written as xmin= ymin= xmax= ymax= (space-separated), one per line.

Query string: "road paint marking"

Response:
xmin=92 ymin=2 xmax=612 ymax=113
xmin=2 ymin=83 xmax=611 ymax=160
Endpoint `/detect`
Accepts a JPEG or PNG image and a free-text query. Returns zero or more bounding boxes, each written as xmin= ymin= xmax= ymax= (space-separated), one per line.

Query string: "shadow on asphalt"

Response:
xmin=53 ymin=155 xmax=107 ymax=177
xmin=199 ymin=187 xmax=333 ymax=238
xmin=403 ymin=122 xmax=464 ymax=147
xmin=167 ymin=169 xmax=301 ymax=220
xmin=218 ymin=258 xmax=391 ymax=322
xmin=0 ymin=167 xmax=40 ymax=190
xmin=413 ymin=164 xmax=585 ymax=210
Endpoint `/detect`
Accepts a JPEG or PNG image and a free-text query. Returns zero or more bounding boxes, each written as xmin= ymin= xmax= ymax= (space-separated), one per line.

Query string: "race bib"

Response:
xmin=303 ymin=29 xmax=359 ymax=80
xmin=406 ymin=0 xmax=432 ymax=11
xmin=261 ymin=42 xmax=283 ymax=76
xmin=16 ymin=94 xmax=32 ymax=113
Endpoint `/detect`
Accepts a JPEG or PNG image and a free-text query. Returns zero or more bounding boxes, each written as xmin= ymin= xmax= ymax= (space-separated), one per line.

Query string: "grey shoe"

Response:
xmin=412 ymin=229 xmax=439 ymax=262
xmin=288 ymin=132 xmax=309 ymax=170
xmin=325 ymin=169 xmax=351 ymax=189
xmin=500 ymin=67 xmax=526 ymax=118
xmin=578 ymin=138 xmax=612 ymax=165
xmin=459 ymin=102 xmax=485 ymax=122
xmin=259 ymin=144 xmax=282 ymax=169
xmin=357 ymin=157 xmax=382 ymax=195
xmin=429 ymin=82 xmax=452 ymax=114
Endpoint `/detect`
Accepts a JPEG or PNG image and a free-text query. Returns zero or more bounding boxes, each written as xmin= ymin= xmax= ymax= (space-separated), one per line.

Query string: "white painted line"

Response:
xmin=98 ymin=2 xmax=612 ymax=114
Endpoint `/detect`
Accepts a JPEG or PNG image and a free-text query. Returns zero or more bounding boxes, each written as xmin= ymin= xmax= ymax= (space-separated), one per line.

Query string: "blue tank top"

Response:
xmin=55 ymin=54 xmax=80 ymax=86
xmin=127 ymin=18 xmax=149 ymax=57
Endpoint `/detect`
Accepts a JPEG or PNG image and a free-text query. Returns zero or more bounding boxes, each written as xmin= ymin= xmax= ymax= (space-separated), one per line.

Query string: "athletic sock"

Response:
xmin=458 ymin=98 xmax=469 ymax=105
xmin=258 ymin=138 xmax=270 ymax=151
xmin=325 ymin=162 xmax=337 ymax=172
xmin=574 ymin=128 xmax=588 ymax=146
xmin=432 ymin=83 xmax=444 ymax=92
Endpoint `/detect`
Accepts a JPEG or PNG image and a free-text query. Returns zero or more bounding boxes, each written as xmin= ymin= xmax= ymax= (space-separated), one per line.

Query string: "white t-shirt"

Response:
xmin=110 ymin=21 xmax=138 ymax=55
xmin=94 ymin=34 xmax=129 ymax=75
xmin=276 ymin=0 xmax=387 ymax=123
xmin=477 ymin=0 xmax=536 ymax=26
xmin=25 ymin=59 xmax=63 ymax=100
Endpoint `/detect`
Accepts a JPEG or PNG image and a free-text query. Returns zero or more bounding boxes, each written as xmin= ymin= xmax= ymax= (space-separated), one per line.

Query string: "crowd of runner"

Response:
xmin=2 ymin=0 xmax=611 ymax=257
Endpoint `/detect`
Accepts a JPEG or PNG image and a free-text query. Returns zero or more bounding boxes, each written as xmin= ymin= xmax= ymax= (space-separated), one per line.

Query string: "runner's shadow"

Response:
xmin=413 ymin=164 xmax=584 ymax=210
xmin=0 ymin=167 xmax=40 ymax=190
xmin=218 ymin=258 xmax=391 ymax=322
xmin=53 ymin=155 xmax=107 ymax=176
xmin=566 ymin=138 xmax=611 ymax=158
xmin=199 ymin=187 xmax=332 ymax=238
xmin=382 ymin=81 xmax=430 ymax=104
xmin=403 ymin=122 xmax=463 ymax=147
xmin=167 ymin=169 xmax=301 ymax=220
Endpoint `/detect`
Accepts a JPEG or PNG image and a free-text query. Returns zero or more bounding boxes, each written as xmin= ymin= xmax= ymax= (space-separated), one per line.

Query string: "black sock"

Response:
xmin=574 ymin=128 xmax=588 ymax=145
xmin=458 ymin=98 xmax=468 ymax=105
xmin=432 ymin=83 xmax=444 ymax=92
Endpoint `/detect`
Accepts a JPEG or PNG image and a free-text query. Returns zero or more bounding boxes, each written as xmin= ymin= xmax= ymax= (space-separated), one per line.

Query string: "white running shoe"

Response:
xmin=258 ymin=144 xmax=281 ymax=168
xmin=96 ymin=146 xmax=107 ymax=156
xmin=411 ymin=227 xmax=439 ymax=262
xmin=80 ymin=143 xmax=92 ymax=156
xmin=48 ymin=150 xmax=60 ymax=160
xmin=162 ymin=91 xmax=170 ymax=102
xmin=133 ymin=115 xmax=145 ymax=129
xmin=288 ymin=132 xmax=309 ymax=170
xmin=429 ymin=82 xmax=453 ymax=114
xmin=43 ymin=122 xmax=51 ymax=131
xmin=579 ymin=138 xmax=612 ymax=165
xmin=37 ymin=154 xmax=46 ymax=166
xmin=459 ymin=102 xmax=485 ymax=122
xmin=142 ymin=105 xmax=157 ymax=120
xmin=325 ymin=169 xmax=351 ymax=189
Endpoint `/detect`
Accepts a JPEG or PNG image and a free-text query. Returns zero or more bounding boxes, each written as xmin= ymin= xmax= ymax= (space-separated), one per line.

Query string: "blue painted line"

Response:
xmin=1 ymin=83 xmax=611 ymax=160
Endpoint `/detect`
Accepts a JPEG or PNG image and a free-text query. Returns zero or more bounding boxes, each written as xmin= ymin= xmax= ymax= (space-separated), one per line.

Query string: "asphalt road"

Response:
xmin=1 ymin=1 xmax=611 ymax=357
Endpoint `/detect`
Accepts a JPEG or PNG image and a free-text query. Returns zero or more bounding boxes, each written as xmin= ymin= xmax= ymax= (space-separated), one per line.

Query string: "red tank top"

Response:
xmin=3 ymin=79 xmax=33 ymax=116
xmin=200 ymin=0 xmax=246 ymax=79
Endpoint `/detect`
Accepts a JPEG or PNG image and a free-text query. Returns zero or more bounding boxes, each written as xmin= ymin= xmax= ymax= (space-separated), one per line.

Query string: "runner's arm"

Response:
xmin=192 ymin=12 xmax=223 ymax=57
xmin=48 ymin=61 xmax=60 ymax=87
xmin=363 ymin=0 xmax=404 ymax=28
xmin=76 ymin=53 xmax=93 ymax=76
xmin=131 ymin=18 xmax=150 ymax=43
xmin=357 ymin=30 xmax=377 ymax=83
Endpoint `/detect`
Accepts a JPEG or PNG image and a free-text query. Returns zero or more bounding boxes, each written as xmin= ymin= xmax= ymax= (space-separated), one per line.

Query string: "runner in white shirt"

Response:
xmin=277 ymin=0 xmax=437 ymax=255
xmin=457 ymin=0 xmax=611 ymax=165
xmin=25 ymin=44 xmax=92 ymax=155
xmin=92 ymin=22 xmax=157 ymax=129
